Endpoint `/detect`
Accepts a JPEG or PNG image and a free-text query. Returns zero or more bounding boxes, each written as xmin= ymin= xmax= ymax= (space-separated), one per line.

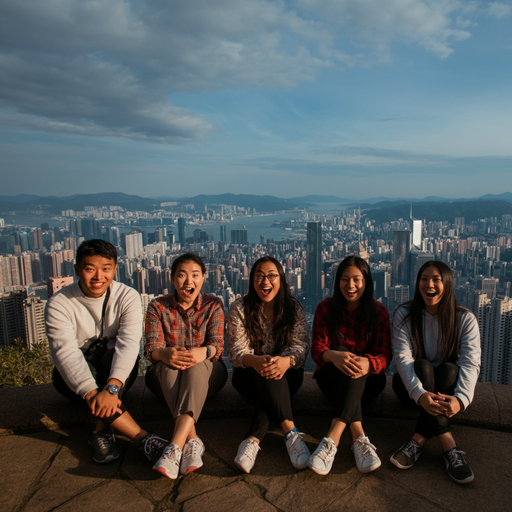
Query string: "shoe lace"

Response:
xmin=163 ymin=445 xmax=180 ymax=464
xmin=354 ymin=437 xmax=377 ymax=461
xmin=184 ymin=438 xmax=201 ymax=459
xmin=243 ymin=439 xmax=261 ymax=461
xmin=316 ymin=439 xmax=336 ymax=462
xmin=95 ymin=432 xmax=113 ymax=451
xmin=288 ymin=432 xmax=308 ymax=457
xmin=446 ymin=448 xmax=467 ymax=468
xmin=143 ymin=435 xmax=166 ymax=456
xmin=402 ymin=439 xmax=419 ymax=459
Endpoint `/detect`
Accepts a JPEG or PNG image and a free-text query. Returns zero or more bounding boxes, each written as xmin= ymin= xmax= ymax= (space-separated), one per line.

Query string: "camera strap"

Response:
xmin=99 ymin=286 xmax=111 ymax=339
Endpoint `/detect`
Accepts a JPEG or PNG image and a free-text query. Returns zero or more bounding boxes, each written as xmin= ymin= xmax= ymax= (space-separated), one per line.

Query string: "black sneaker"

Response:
xmin=390 ymin=438 xmax=423 ymax=469
xmin=138 ymin=432 xmax=168 ymax=464
xmin=88 ymin=428 xmax=119 ymax=464
xmin=443 ymin=446 xmax=474 ymax=484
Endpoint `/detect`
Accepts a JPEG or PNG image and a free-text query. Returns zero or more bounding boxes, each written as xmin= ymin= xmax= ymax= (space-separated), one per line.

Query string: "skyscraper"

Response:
xmin=392 ymin=230 xmax=410 ymax=286
xmin=220 ymin=225 xmax=226 ymax=242
xmin=178 ymin=218 xmax=186 ymax=246
xmin=306 ymin=221 xmax=322 ymax=308
xmin=125 ymin=232 xmax=143 ymax=259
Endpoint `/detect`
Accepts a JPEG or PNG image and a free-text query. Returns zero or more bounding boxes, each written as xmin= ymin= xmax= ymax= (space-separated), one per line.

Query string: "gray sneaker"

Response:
xmin=88 ymin=428 xmax=119 ymax=464
xmin=390 ymin=438 xmax=423 ymax=469
xmin=443 ymin=447 xmax=474 ymax=484
xmin=138 ymin=432 xmax=168 ymax=464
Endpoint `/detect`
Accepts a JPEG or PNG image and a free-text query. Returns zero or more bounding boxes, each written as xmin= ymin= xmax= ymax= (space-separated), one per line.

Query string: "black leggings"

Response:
xmin=392 ymin=359 xmax=459 ymax=438
xmin=315 ymin=346 xmax=386 ymax=425
xmin=52 ymin=348 xmax=139 ymax=425
xmin=232 ymin=366 xmax=304 ymax=441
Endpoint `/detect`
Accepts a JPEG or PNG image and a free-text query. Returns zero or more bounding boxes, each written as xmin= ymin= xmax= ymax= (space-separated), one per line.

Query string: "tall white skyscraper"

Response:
xmin=125 ymin=232 xmax=143 ymax=259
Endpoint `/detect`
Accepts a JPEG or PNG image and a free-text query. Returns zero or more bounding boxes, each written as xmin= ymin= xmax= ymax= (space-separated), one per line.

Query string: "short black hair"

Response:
xmin=171 ymin=252 xmax=206 ymax=277
xmin=76 ymin=239 xmax=117 ymax=266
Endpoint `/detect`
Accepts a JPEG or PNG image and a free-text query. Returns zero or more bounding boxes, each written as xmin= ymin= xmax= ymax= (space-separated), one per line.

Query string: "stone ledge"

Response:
xmin=1 ymin=374 xmax=511 ymax=435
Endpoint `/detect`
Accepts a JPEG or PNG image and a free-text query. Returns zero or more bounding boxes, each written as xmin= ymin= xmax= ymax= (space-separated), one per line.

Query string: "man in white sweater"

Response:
xmin=46 ymin=239 xmax=166 ymax=464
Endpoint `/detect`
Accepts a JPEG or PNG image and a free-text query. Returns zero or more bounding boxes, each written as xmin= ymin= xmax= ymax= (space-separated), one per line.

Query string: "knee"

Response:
xmin=414 ymin=359 xmax=433 ymax=377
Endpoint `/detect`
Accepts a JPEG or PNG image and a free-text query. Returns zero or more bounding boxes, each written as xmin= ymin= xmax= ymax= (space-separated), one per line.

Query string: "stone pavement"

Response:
xmin=2 ymin=375 xmax=512 ymax=512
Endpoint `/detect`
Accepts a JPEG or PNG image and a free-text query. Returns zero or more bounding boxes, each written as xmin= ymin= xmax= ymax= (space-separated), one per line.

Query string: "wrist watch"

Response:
xmin=206 ymin=346 xmax=212 ymax=359
xmin=104 ymin=384 xmax=120 ymax=395
xmin=289 ymin=356 xmax=296 ymax=368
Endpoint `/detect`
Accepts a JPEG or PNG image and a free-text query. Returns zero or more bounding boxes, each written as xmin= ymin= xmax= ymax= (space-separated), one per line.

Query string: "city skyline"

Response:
xmin=1 ymin=1 xmax=511 ymax=199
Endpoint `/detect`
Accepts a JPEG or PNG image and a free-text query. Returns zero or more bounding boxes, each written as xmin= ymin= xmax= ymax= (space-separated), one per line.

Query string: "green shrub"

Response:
xmin=0 ymin=339 xmax=53 ymax=388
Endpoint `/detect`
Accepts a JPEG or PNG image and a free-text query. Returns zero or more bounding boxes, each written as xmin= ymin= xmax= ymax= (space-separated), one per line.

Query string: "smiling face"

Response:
xmin=253 ymin=261 xmax=281 ymax=306
xmin=339 ymin=265 xmax=365 ymax=310
xmin=419 ymin=265 xmax=445 ymax=315
xmin=75 ymin=255 xmax=116 ymax=299
xmin=171 ymin=260 xmax=205 ymax=310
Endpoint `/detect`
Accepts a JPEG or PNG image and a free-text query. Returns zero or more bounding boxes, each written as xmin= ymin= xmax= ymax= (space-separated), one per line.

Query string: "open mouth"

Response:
xmin=425 ymin=290 xmax=437 ymax=298
xmin=182 ymin=287 xmax=195 ymax=297
xmin=260 ymin=286 xmax=272 ymax=297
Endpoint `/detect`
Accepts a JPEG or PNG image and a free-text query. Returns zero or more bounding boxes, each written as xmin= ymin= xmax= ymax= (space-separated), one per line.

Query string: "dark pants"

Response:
xmin=232 ymin=366 xmax=304 ymax=441
xmin=315 ymin=346 xmax=386 ymax=425
xmin=392 ymin=359 xmax=459 ymax=438
xmin=52 ymin=348 xmax=139 ymax=425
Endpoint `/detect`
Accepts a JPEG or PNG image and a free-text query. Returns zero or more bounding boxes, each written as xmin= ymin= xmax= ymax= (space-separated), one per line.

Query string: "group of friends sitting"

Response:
xmin=45 ymin=239 xmax=481 ymax=486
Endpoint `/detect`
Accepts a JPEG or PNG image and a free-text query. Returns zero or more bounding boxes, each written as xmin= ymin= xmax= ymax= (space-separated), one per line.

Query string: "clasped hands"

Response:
xmin=153 ymin=346 xmax=207 ymax=370
xmin=252 ymin=354 xmax=290 ymax=380
xmin=329 ymin=350 xmax=370 ymax=379
xmin=85 ymin=379 xmax=123 ymax=419
xmin=418 ymin=391 xmax=462 ymax=418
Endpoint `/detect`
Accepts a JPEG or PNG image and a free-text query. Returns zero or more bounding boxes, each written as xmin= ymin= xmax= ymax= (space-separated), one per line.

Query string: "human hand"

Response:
xmin=418 ymin=392 xmax=447 ymax=416
xmin=153 ymin=346 xmax=196 ymax=370
xmin=86 ymin=389 xmax=122 ymax=418
xmin=436 ymin=393 xmax=462 ymax=418
xmin=247 ymin=354 xmax=274 ymax=374
xmin=261 ymin=355 xmax=290 ymax=380
xmin=328 ymin=350 xmax=367 ymax=378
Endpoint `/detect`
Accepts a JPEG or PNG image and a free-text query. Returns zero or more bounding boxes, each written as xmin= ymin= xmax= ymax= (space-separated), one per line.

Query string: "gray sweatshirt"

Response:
xmin=46 ymin=281 xmax=142 ymax=398
xmin=392 ymin=305 xmax=481 ymax=410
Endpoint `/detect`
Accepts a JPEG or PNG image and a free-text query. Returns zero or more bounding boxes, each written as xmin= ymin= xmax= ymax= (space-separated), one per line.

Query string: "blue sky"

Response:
xmin=0 ymin=0 xmax=511 ymax=200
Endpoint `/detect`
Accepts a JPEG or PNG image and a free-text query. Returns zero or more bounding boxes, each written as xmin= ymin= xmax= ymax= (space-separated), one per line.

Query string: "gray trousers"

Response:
xmin=146 ymin=359 xmax=227 ymax=421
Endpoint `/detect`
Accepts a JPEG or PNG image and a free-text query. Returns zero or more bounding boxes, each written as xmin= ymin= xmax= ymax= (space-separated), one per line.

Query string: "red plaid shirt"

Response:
xmin=311 ymin=298 xmax=391 ymax=375
xmin=144 ymin=292 xmax=224 ymax=363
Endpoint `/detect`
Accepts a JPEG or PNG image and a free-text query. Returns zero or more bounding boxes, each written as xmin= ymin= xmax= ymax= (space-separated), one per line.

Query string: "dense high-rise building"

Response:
xmin=24 ymin=295 xmax=47 ymax=349
xmin=409 ymin=250 xmax=434 ymax=289
xmin=479 ymin=296 xmax=512 ymax=384
xmin=386 ymin=285 xmax=409 ymax=313
xmin=220 ymin=225 xmax=226 ymax=242
xmin=0 ymin=289 xmax=28 ymax=347
xmin=178 ymin=218 xmax=186 ymax=246
xmin=231 ymin=229 xmax=248 ymax=245
xmin=306 ymin=221 xmax=322 ymax=307
xmin=125 ymin=232 xmax=143 ymax=259
xmin=392 ymin=230 xmax=410 ymax=286
xmin=48 ymin=276 xmax=75 ymax=299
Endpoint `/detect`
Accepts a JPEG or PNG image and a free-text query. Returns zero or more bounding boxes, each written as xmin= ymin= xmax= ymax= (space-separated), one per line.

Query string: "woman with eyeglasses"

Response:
xmin=228 ymin=256 xmax=311 ymax=473
xmin=308 ymin=256 xmax=391 ymax=476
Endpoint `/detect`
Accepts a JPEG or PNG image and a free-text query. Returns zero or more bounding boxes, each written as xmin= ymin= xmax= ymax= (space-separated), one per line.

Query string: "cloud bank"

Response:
xmin=0 ymin=0 xmax=500 ymax=142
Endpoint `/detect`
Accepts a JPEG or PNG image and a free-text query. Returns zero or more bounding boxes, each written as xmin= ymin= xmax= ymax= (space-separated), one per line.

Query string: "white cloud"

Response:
xmin=0 ymin=0 xmax=489 ymax=143
xmin=296 ymin=0 xmax=472 ymax=58
xmin=486 ymin=2 xmax=512 ymax=19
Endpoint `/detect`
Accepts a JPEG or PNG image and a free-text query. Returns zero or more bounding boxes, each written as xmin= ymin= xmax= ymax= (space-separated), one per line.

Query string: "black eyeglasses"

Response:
xmin=254 ymin=273 xmax=279 ymax=283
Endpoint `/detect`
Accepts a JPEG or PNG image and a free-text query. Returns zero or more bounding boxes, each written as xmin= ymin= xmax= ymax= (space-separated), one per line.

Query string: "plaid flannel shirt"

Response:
xmin=311 ymin=298 xmax=391 ymax=375
xmin=144 ymin=292 xmax=224 ymax=363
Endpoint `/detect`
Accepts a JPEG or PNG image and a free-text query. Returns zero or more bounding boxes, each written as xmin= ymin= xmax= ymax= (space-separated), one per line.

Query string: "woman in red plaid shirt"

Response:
xmin=308 ymin=256 xmax=391 ymax=476
xmin=144 ymin=253 xmax=228 ymax=480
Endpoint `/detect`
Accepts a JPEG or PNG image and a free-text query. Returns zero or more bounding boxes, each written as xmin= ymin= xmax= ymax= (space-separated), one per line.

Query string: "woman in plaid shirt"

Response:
xmin=228 ymin=256 xmax=311 ymax=474
xmin=308 ymin=256 xmax=391 ymax=476
xmin=144 ymin=253 xmax=228 ymax=479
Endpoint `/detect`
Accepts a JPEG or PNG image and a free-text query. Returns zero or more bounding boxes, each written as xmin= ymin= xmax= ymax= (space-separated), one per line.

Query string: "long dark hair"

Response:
xmin=242 ymin=256 xmax=299 ymax=355
xmin=171 ymin=252 xmax=206 ymax=277
xmin=329 ymin=256 xmax=378 ymax=350
xmin=398 ymin=260 xmax=464 ymax=362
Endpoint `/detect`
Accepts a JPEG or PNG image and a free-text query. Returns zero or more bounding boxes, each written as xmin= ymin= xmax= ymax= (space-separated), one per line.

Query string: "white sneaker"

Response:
xmin=352 ymin=435 xmax=381 ymax=473
xmin=285 ymin=431 xmax=311 ymax=470
xmin=153 ymin=444 xmax=182 ymax=479
xmin=180 ymin=437 xmax=205 ymax=475
xmin=234 ymin=438 xmax=261 ymax=474
xmin=308 ymin=437 xmax=337 ymax=476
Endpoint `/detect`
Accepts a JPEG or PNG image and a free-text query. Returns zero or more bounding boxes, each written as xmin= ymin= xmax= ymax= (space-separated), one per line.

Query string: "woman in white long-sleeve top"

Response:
xmin=391 ymin=260 xmax=481 ymax=484
xmin=228 ymin=256 xmax=311 ymax=474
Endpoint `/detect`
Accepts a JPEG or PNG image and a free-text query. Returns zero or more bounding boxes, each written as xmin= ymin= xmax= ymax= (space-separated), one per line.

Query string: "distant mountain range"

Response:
xmin=1 ymin=192 xmax=512 ymax=222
